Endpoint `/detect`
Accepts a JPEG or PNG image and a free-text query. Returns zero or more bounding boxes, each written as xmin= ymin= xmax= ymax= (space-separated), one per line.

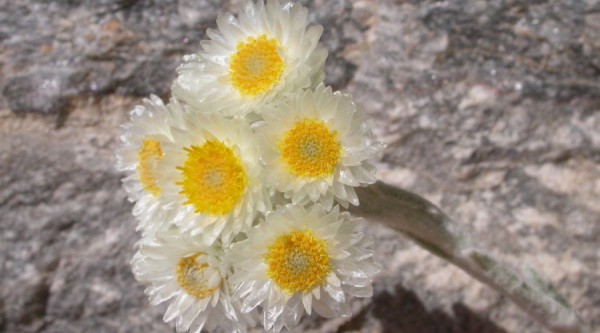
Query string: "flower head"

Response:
xmin=172 ymin=0 xmax=327 ymax=117
xmin=258 ymin=84 xmax=384 ymax=209
xmin=118 ymin=2 xmax=385 ymax=332
xmin=132 ymin=230 xmax=256 ymax=333
xmin=158 ymin=110 xmax=270 ymax=246
xmin=116 ymin=95 xmax=185 ymax=236
xmin=229 ymin=204 xmax=379 ymax=332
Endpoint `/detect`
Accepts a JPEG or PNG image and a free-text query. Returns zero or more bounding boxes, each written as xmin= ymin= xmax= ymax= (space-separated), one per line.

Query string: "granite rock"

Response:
xmin=1 ymin=1 xmax=599 ymax=333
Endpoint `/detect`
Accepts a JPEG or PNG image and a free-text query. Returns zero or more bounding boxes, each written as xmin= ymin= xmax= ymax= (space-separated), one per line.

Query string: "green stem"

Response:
xmin=350 ymin=181 xmax=585 ymax=333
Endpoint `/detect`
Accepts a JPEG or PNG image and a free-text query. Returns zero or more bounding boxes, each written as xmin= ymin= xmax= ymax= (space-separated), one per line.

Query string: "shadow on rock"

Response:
xmin=371 ymin=284 xmax=507 ymax=333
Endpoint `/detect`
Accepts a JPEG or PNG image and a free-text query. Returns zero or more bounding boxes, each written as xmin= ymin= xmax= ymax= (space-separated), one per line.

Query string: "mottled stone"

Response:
xmin=0 ymin=0 xmax=361 ymax=113
xmin=347 ymin=0 xmax=599 ymax=331
xmin=1 ymin=0 xmax=599 ymax=333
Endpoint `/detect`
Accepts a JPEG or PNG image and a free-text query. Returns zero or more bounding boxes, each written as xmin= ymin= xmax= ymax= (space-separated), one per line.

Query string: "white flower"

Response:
xmin=132 ymin=230 xmax=256 ymax=333
xmin=229 ymin=204 xmax=379 ymax=332
xmin=172 ymin=0 xmax=327 ymax=117
xmin=157 ymin=110 xmax=270 ymax=246
xmin=116 ymin=95 xmax=185 ymax=236
xmin=258 ymin=84 xmax=384 ymax=210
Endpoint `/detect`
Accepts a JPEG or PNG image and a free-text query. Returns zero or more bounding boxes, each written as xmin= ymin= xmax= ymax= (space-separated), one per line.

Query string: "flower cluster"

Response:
xmin=117 ymin=1 xmax=383 ymax=332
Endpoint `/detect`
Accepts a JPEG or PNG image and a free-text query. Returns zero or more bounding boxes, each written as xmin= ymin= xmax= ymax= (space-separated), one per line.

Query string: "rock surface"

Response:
xmin=1 ymin=0 xmax=599 ymax=332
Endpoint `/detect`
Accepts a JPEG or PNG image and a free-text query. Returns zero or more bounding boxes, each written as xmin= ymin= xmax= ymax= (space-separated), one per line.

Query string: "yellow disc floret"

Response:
xmin=229 ymin=34 xmax=285 ymax=97
xmin=265 ymin=230 xmax=331 ymax=293
xmin=279 ymin=119 xmax=342 ymax=178
xmin=176 ymin=253 xmax=221 ymax=299
xmin=137 ymin=138 xmax=164 ymax=197
xmin=176 ymin=140 xmax=248 ymax=216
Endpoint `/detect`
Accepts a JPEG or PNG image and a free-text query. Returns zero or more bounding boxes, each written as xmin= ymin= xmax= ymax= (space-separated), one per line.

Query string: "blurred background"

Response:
xmin=1 ymin=0 xmax=599 ymax=332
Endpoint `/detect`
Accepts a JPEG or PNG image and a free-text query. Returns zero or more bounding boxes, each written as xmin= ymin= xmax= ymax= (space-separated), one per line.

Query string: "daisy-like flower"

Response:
xmin=132 ymin=230 xmax=256 ymax=333
xmin=172 ymin=0 xmax=328 ymax=117
xmin=230 ymin=204 xmax=379 ymax=332
xmin=258 ymin=84 xmax=384 ymax=210
xmin=158 ymin=111 xmax=270 ymax=246
xmin=116 ymin=95 xmax=185 ymax=236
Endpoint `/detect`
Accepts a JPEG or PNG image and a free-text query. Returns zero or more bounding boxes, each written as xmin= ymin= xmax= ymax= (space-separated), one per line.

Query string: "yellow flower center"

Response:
xmin=265 ymin=230 xmax=331 ymax=293
xmin=279 ymin=119 xmax=342 ymax=178
xmin=137 ymin=138 xmax=163 ymax=197
xmin=176 ymin=140 xmax=248 ymax=216
xmin=176 ymin=253 xmax=221 ymax=299
xmin=229 ymin=34 xmax=284 ymax=97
